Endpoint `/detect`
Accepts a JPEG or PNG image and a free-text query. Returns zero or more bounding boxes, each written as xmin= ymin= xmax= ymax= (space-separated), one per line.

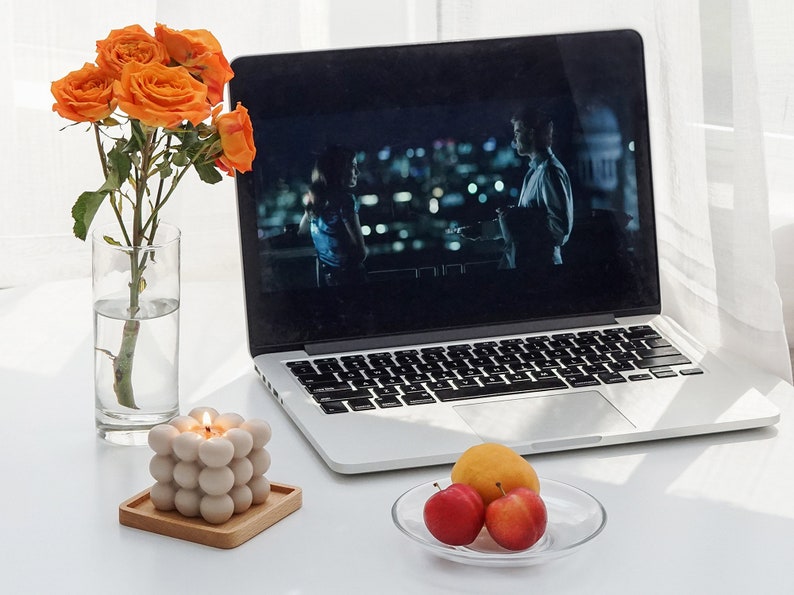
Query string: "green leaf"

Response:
xmin=122 ymin=119 xmax=146 ymax=154
xmin=100 ymin=145 xmax=133 ymax=192
xmin=158 ymin=161 xmax=173 ymax=179
xmin=171 ymin=151 xmax=190 ymax=167
xmin=194 ymin=161 xmax=223 ymax=184
xmin=71 ymin=190 xmax=109 ymax=240
xmin=103 ymin=235 xmax=121 ymax=246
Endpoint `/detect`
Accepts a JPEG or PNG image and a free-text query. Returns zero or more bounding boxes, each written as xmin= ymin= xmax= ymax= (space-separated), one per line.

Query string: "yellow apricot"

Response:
xmin=451 ymin=443 xmax=540 ymax=505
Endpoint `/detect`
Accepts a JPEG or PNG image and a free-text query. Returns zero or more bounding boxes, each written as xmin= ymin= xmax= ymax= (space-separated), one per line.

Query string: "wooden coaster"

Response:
xmin=119 ymin=482 xmax=302 ymax=549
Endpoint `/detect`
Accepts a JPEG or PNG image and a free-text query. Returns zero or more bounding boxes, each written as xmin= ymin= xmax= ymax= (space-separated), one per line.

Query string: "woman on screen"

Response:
xmin=299 ymin=145 xmax=368 ymax=286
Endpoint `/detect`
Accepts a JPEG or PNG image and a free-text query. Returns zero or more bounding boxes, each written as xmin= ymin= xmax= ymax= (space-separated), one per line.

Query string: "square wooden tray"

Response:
xmin=119 ymin=482 xmax=302 ymax=549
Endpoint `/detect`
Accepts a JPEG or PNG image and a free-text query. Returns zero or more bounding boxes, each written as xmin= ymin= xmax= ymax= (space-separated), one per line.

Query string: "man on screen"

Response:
xmin=498 ymin=105 xmax=574 ymax=270
xmin=459 ymin=105 xmax=574 ymax=272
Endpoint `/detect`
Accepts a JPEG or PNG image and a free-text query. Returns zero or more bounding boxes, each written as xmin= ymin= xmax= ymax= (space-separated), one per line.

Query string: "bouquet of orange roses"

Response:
xmin=51 ymin=24 xmax=255 ymax=410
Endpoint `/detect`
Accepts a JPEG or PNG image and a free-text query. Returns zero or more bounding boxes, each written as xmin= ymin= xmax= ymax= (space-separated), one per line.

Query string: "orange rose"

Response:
xmin=96 ymin=24 xmax=170 ymax=77
xmin=212 ymin=103 xmax=256 ymax=175
xmin=114 ymin=62 xmax=210 ymax=129
xmin=154 ymin=23 xmax=234 ymax=105
xmin=51 ymin=63 xmax=117 ymax=123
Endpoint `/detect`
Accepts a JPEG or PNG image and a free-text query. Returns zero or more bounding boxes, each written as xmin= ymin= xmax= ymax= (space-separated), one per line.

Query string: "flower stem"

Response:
xmin=110 ymin=128 xmax=158 ymax=409
xmin=112 ymin=319 xmax=140 ymax=409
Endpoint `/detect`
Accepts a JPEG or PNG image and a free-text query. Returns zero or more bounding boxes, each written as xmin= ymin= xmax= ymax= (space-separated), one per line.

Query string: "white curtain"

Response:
xmin=3 ymin=0 xmax=792 ymax=381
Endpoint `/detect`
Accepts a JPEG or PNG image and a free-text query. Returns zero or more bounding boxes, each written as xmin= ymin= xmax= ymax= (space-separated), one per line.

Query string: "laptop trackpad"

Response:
xmin=454 ymin=391 xmax=635 ymax=448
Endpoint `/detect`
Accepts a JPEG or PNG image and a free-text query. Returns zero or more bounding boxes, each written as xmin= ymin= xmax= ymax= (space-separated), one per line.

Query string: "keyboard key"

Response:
xmin=558 ymin=367 xmax=583 ymax=378
xmin=680 ymin=367 xmax=704 ymax=375
xmin=431 ymin=370 xmax=458 ymax=380
xmin=311 ymin=388 xmax=372 ymax=403
xmin=609 ymin=361 xmax=635 ymax=372
xmin=305 ymin=381 xmax=351 ymax=394
xmin=634 ymin=346 xmax=681 ymax=359
xmin=338 ymin=371 xmax=365 ymax=381
xmin=505 ymin=372 xmax=531 ymax=382
xmin=405 ymin=373 xmax=430 ymax=383
xmin=299 ymin=373 xmax=339 ymax=386
xmin=567 ymin=376 xmax=600 ymax=388
xmin=402 ymin=392 xmax=436 ymax=405
xmin=628 ymin=373 xmax=653 ymax=381
xmin=534 ymin=370 xmax=559 ymax=380
xmin=651 ymin=368 xmax=678 ymax=378
xmin=458 ymin=368 xmax=483 ymax=378
xmin=427 ymin=380 xmax=453 ymax=391
xmin=373 ymin=386 xmax=400 ymax=397
xmin=348 ymin=398 xmax=376 ymax=411
xmin=320 ymin=401 xmax=348 ymax=414
xmin=343 ymin=360 xmax=371 ymax=371
xmin=635 ymin=354 xmax=691 ymax=368
xmin=598 ymin=372 xmax=627 ymax=384
xmin=286 ymin=363 xmax=315 ymax=375
xmin=434 ymin=377 xmax=566 ymax=401
xmin=374 ymin=395 xmax=403 ymax=408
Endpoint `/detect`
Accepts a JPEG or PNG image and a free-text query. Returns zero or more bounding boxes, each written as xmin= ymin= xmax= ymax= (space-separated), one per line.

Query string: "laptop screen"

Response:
xmin=230 ymin=29 xmax=660 ymax=354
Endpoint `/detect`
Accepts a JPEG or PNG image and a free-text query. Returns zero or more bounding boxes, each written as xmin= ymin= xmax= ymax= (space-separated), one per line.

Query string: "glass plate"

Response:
xmin=391 ymin=477 xmax=606 ymax=567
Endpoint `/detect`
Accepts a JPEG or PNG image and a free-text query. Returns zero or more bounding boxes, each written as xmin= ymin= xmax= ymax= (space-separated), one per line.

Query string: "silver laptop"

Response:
xmin=229 ymin=29 xmax=780 ymax=474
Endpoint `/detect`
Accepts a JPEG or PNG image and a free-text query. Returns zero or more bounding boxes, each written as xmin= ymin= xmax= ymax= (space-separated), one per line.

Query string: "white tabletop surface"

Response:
xmin=3 ymin=278 xmax=794 ymax=595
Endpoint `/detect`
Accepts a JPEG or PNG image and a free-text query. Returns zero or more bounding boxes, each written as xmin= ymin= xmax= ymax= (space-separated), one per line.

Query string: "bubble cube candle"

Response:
xmin=147 ymin=407 xmax=273 ymax=524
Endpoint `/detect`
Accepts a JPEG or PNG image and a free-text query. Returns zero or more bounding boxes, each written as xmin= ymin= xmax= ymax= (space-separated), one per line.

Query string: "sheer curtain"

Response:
xmin=3 ymin=0 xmax=792 ymax=381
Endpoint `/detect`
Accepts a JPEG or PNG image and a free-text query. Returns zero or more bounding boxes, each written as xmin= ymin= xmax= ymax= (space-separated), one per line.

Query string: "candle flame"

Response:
xmin=202 ymin=411 xmax=212 ymax=432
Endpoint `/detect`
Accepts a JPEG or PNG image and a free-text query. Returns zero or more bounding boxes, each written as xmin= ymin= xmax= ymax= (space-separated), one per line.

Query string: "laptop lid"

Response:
xmin=230 ymin=29 xmax=660 ymax=357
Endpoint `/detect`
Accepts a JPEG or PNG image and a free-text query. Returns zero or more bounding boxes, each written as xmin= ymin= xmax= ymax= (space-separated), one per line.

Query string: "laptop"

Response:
xmin=229 ymin=29 xmax=781 ymax=474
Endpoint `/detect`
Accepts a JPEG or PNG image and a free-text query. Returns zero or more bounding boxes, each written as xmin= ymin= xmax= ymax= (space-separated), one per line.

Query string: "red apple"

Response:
xmin=485 ymin=482 xmax=547 ymax=551
xmin=423 ymin=482 xmax=486 ymax=546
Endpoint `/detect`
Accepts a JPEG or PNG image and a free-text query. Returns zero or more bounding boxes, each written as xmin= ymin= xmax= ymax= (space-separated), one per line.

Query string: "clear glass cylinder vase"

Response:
xmin=92 ymin=222 xmax=181 ymax=445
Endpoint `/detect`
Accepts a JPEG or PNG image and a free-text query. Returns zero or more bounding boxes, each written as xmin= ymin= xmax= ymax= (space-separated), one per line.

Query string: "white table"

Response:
xmin=3 ymin=278 xmax=794 ymax=594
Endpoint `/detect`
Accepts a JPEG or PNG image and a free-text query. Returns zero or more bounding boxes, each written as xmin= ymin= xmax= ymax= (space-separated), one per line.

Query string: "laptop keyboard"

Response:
xmin=285 ymin=325 xmax=704 ymax=414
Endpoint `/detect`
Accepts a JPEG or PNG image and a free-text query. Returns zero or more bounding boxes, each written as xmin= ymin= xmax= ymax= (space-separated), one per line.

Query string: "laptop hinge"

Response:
xmin=304 ymin=314 xmax=618 ymax=356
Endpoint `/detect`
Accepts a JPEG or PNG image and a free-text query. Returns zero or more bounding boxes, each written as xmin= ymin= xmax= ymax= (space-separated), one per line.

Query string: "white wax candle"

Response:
xmin=229 ymin=456 xmax=254 ymax=486
xmin=229 ymin=485 xmax=253 ymax=513
xmin=200 ymin=494 xmax=234 ymax=524
xmin=169 ymin=415 xmax=201 ymax=433
xmin=172 ymin=431 xmax=203 ymax=462
xmin=240 ymin=419 xmax=272 ymax=449
xmin=173 ymin=460 xmax=201 ymax=490
xmin=198 ymin=466 xmax=235 ymax=496
xmin=187 ymin=407 xmax=219 ymax=424
xmin=148 ymin=409 xmax=274 ymax=521
xmin=148 ymin=424 xmax=180 ymax=455
xmin=213 ymin=412 xmax=245 ymax=431
xmin=248 ymin=475 xmax=271 ymax=505
xmin=224 ymin=428 xmax=254 ymax=459
xmin=149 ymin=481 xmax=176 ymax=511
xmin=149 ymin=455 xmax=175 ymax=484
xmin=174 ymin=488 xmax=202 ymax=517
xmin=198 ymin=437 xmax=235 ymax=467
xmin=248 ymin=447 xmax=272 ymax=476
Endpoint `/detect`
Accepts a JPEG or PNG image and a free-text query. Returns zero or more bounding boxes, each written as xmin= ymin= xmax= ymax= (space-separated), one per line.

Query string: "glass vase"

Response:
xmin=92 ymin=223 xmax=181 ymax=445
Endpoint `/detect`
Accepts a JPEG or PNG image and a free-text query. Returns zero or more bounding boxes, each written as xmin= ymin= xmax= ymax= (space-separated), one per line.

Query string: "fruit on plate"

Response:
xmin=485 ymin=482 xmax=548 ymax=551
xmin=422 ymin=482 xmax=486 ymax=546
xmin=451 ymin=442 xmax=540 ymax=505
